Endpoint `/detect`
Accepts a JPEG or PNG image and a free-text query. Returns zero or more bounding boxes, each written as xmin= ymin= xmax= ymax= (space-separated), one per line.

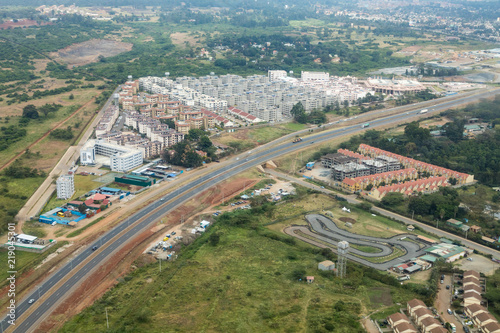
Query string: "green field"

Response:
xmin=60 ymin=194 xmax=422 ymax=332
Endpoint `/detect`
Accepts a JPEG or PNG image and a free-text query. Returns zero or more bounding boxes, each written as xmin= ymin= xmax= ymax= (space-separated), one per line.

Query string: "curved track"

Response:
xmin=3 ymin=88 xmax=500 ymax=333
xmin=285 ymin=214 xmax=427 ymax=270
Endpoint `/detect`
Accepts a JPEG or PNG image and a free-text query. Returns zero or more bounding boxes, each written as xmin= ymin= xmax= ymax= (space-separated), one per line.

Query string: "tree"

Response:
xmin=444 ymin=118 xmax=465 ymax=142
xmin=290 ymin=102 xmax=307 ymax=124
xmin=186 ymin=128 xmax=205 ymax=141
xmin=69 ymin=93 xmax=74 ymax=100
xmin=22 ymin=104 xmax=38 ymax=119
xmin=198 ymin=135 xmax=213 ymax=152
xmin=78 ymin=204 xmax=87 ymax=214
xmin=381 ymin=192 xmax=404 ymax=207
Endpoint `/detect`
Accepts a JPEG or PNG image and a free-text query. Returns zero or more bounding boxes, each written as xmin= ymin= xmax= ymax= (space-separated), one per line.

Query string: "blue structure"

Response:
xmin=39 ymin=207 xmax=87 ymax=225
xmin=306 ymin=162 xmax=315 ymax=170
xmin=100 ymin=187 xmax=121 ymax=195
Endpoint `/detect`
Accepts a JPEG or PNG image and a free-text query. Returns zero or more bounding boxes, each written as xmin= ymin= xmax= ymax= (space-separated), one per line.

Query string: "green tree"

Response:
xmin=22 ymin=104 xmax=38 ymax=119
xmin=290 ymin=102 xmax=307 ymax=124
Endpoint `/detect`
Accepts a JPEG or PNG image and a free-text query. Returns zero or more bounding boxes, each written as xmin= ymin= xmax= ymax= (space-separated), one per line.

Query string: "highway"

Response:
xmin=2 ymin=87 xmax=500 ymax=333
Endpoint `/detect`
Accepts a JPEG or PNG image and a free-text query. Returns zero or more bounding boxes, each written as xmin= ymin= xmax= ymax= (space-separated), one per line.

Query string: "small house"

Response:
xmin=200 ymin=220 xmax=210 ymax=228
xmin=306 ymin=276 xmax=314 ymax=284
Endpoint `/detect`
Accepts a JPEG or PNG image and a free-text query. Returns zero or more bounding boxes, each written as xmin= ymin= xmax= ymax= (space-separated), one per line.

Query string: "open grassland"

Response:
xmin=60 ymin=201 xmax=420 ymax=333
xmin=0 ymin=88 xmax=99 ymax=167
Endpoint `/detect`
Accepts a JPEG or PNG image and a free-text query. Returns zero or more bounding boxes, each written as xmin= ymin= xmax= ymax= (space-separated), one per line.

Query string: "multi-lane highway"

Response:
xmin=3 ymin=87 xmax=500 ymax=333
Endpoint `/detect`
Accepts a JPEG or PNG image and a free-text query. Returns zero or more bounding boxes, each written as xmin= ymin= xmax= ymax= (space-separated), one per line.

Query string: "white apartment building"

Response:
xmin=80 ymin=139 xmax=143 ymax=172
xmin=56 ymin=174 xmax=75 ymax=200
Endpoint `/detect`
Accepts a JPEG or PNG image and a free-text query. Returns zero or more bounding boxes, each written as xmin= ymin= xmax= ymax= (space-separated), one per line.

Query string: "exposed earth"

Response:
xmin=51 ymin=39 xmax=133 ymax=67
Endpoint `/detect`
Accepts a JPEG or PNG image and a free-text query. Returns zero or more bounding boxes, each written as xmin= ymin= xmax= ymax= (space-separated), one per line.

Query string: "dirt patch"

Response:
xmin=339 ymin=217 xmax=356 ymax=224
xmin=0 ymin=19 xmax=51 ymax=30
xmin=51 ymin=39 xmax=133 ymax=67
xmin=170 ymin=32 xmax=201 ymax=47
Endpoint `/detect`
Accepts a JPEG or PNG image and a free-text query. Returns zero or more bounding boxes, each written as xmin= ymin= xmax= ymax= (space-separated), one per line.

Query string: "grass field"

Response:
xmin=0 ymin=88 xmax=99 ymax=167
xmin=60 ymin=199 xmax=421 ymax=332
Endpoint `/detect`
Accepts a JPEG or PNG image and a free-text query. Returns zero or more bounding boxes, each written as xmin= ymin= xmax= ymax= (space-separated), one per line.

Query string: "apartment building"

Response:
xmin=56 ymin=174 xmax=75 ymax=200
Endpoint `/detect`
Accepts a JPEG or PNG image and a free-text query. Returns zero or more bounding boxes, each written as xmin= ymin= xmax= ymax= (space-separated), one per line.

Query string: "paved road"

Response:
xmin=287 ymin=214 xmax=426 ymax=270
xmin=3 ymin=87 xmax=500 ymax=333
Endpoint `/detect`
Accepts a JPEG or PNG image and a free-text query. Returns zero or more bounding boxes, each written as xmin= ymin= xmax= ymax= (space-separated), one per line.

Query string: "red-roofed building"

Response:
xmin=358 ymin=144 xmax=474 ymax=184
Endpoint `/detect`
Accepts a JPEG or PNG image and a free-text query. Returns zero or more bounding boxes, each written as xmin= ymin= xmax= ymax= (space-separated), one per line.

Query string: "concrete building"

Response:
xmin=80 ymin=139 xmax=143 ymax=172
xmin=332 ymin=162 xmax=370 ymax=181
xmin=56 ymin=174 xmax=75 ymax=200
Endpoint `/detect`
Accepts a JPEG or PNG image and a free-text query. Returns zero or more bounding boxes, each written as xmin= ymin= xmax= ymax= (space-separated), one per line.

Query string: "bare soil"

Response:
xmin=339 ymin=217 xmax=356 ymax=224
xmin=51 ymin=39 xmax=133 ymax=67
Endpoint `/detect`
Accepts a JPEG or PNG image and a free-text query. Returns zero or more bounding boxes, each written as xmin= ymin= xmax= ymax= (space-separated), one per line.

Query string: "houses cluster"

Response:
xmin=358 ymin=144 xmax=474 ymax=185
xmin=387 ymin=299 xmax=447 ymax=333
xmin=460 ymin=270 xmax=500 ymax=333
xmin=321 ymin=144 xmax=474 ymax=200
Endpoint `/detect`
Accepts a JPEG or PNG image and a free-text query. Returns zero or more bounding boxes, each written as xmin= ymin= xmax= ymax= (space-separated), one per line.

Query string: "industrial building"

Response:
xmin=80 ymin=139 xmax=143 ymax=172
xmin=423 ymin=243 xmax=470 ymax=263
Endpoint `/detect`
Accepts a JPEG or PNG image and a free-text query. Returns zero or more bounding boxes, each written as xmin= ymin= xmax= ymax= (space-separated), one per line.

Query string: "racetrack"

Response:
xmin=285 ymin=214 xmax=428 ymax=270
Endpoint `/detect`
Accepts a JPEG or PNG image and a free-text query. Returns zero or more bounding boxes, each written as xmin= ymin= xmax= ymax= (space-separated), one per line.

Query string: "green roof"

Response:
xmin=420 ymin=255 xmax=438 ymax=262
xmin=440 ymin=238 xmax=453 ymax=244
xmin=121 ymin=174 xmax=149 ymax=181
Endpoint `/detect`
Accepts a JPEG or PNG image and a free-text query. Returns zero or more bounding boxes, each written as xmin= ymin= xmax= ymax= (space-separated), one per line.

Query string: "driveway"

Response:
xmin=435 ymin=274 xmax=464 ymax=333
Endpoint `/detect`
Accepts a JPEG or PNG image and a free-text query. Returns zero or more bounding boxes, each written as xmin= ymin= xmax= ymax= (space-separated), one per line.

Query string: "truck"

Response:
xmin=419 ymin=109 xmax=428 ymax=114
xmin=361 ymin=123 xmax=370 ymax=128
xmin=397 ymin=274 xmax=410 ymax=281
xmin=292 ymin=137 xmax=302 ymax=143
xmin=450 ymin=323 xmax=456 ymax=332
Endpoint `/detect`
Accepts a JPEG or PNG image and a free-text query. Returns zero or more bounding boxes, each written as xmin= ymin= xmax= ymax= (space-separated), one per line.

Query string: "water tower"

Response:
xmin=337 ymin=241 xmax=349 ymax=278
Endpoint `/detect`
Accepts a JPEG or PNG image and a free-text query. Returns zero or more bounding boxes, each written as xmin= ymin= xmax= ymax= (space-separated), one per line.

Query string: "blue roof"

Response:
xmin=100 ymin=187 xmax=121 ymax=192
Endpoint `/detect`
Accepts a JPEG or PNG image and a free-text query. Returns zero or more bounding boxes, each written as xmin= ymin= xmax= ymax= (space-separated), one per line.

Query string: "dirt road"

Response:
xmin=435 ymin=274 xmax=464 ymax=333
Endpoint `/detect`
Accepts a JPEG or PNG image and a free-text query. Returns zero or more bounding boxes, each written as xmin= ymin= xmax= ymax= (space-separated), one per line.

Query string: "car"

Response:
xmin=171 ymin=231 xmax=176 ymax=235
xmin=160 ymin=198 xmax=164 ymax=201
xmin=92 ymin=246 xmax=98 ymax=251
xmin=467 ymin=258 xmax=473 ymax=261
xmin=28 ymin=299 xmax=35 ymax=304
xmin=447 ymin=309 xmax=453 ymax=315
xmin=446 ymin=285 xmax=450 ymax=290
xmin=310 ymin=141 xmax=314 ymax=144
xmin=440 ymin=280 xmax=444 ymax=284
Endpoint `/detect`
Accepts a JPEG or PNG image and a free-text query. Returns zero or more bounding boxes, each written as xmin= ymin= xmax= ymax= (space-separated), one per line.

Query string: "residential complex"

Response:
xmin=323 ymin=145 xmax=474 ymax=199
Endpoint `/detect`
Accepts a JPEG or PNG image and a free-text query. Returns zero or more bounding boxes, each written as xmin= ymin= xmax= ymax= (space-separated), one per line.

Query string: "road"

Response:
xmin=286 ymin=214 xmax=426 ymax=270
xmin=435 ymin=275 xmax=464 ymax=333
xmin=2 ymin=87 xmax=500 ymax=333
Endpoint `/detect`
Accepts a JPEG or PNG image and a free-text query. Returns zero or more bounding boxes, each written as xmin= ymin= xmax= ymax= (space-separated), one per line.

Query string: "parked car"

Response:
xmin=446 ymin=285 xmax=450 ymax=290
xmin=467 ymin=258 xmax=473 ymax=261
xmin=171 ymin=231 xmax=176 ymax=235
xmin=447 ymin=309 xmax=453 ymax=315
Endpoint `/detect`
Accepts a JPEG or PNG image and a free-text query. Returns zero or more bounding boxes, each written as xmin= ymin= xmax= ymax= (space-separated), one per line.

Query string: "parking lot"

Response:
xmin=455 ymin=254 xmax=499 ymax=276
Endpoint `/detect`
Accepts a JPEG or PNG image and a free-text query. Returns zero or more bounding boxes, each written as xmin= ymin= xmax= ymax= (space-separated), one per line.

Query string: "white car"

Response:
xmin=28 ymin=299 xmax=35 ymax=304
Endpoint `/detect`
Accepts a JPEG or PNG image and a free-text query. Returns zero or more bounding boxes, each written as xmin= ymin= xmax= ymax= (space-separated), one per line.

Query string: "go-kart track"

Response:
xmin=285 ymin=214 xmax=429 ymax=270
